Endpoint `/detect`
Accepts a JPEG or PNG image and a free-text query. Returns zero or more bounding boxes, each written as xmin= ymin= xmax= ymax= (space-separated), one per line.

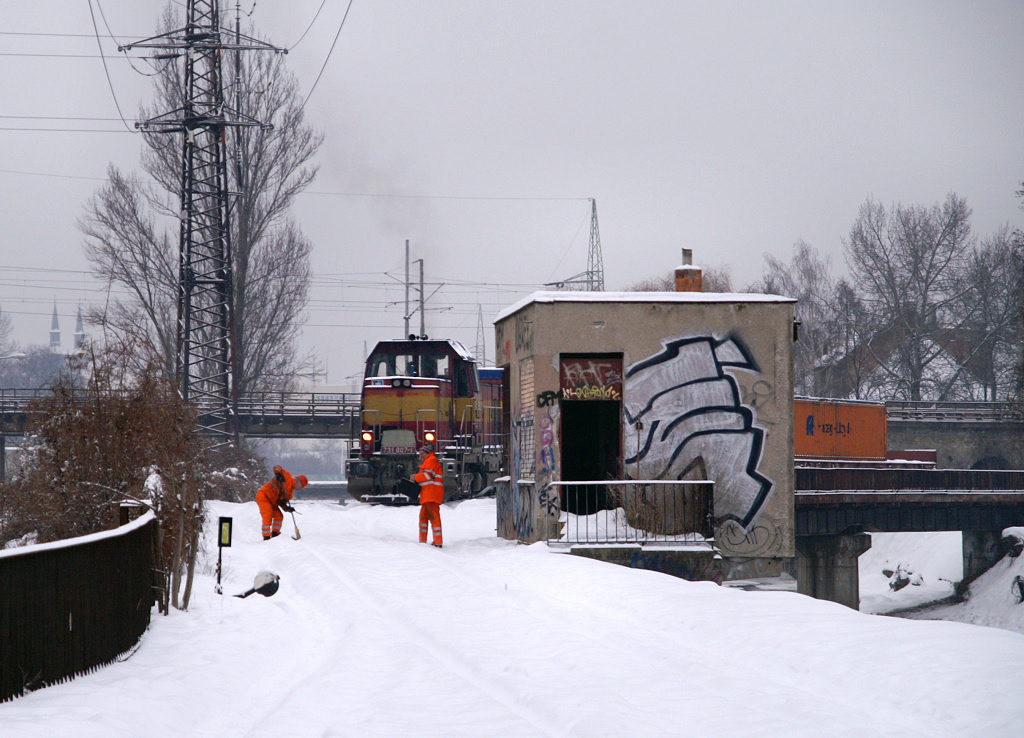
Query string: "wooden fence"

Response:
xmin=0 ymin=512 xmax=157 ymax=703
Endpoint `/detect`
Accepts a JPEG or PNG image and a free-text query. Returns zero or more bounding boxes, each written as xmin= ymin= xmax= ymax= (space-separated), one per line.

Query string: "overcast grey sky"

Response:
xmin=2 ymin=1 xmax=1022 ymax=385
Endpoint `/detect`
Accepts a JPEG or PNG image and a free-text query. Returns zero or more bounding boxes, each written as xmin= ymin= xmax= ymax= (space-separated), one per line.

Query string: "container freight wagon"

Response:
xmin=794 ymin=397 xmax=887 ymax=462
xmin=345 ymin=338 xmax=503 ymax=504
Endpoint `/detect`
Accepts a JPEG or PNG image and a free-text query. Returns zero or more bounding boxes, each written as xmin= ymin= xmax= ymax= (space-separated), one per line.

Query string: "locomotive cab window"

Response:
xmin=453 ymin=360 xmax=477 ymax=397
xmin=368 ymin=354 xmax=395 ymax=377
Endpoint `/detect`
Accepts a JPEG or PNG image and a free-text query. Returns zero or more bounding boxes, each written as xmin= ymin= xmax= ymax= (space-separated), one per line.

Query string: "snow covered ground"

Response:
xmin=3 ymin=497 xmax=1024 ymax=737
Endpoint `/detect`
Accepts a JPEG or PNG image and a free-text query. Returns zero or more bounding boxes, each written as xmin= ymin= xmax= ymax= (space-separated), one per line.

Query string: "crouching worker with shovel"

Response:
xmin=256 ymin=465 xmax=308 ymax=540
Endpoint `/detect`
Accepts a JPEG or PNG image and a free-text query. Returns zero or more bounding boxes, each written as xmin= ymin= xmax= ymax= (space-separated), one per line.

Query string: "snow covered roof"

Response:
xmin=372 ymin=338 xmax=477 ymax=362
xmin=494 ymin=290 xmax=795 ymax=322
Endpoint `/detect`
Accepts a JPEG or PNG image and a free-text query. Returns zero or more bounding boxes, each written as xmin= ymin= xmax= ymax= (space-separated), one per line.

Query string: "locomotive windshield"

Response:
xmin=366 ymin=345 xmax=451 ymax=379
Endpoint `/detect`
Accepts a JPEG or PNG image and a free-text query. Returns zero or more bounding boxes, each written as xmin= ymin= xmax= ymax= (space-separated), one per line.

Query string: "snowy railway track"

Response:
xmin=301 ymin=542 xmax=570 ymax=738
xmin=403 ymin=540 xmax=931 ymax=736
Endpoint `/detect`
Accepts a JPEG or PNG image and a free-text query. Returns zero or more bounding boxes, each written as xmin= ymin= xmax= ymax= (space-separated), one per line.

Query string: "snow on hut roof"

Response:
xmin=494 ymin=290 xmax=795 ymax=323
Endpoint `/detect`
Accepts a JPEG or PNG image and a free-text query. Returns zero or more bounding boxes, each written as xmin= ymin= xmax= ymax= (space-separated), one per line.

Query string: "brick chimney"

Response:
xmin=674 ymin=248 xmax=702 ymax=292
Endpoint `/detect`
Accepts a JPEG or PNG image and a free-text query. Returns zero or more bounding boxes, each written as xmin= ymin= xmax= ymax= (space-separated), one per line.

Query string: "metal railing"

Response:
xmin=234 ymin=391 xmax=360 ymax=419
xmin=0 ymin=512 xmax=157 ymax=703
xmin=550 ymin=480 xmax=714 ymax=545
xmin=885 ymin=400 xmax=1022 ymax=422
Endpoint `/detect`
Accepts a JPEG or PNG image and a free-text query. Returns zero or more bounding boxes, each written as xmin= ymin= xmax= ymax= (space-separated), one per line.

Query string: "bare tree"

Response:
xmin=940 ymin=226 xmax=1023 ymax=400
xmin=80 ymin=10 xmax=321 ymax=393
xmin=753 ymin=241 xmax=835 ymax=396
xmin=0 ymin=341 xmax=208 ymax=610
xmin=814 ymin=278 xmax=893 ymax=399
xmin=844 ymin=194 xmax=973 ymax=401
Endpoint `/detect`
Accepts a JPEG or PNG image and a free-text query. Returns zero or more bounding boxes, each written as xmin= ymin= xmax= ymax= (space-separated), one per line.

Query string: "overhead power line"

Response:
xmin=300 ymin=0 xmax=354 ymax=109
xmin=86 ymin=0 xmax=133 ymax=131
xmin=0 ymin=52 xmax=156 ymax=59
xmin=289 ymin=0 xmax=330 ymax=49
xmin=303 ymin=189 xmax=589 ymax=202
xmin=0 ymin=31 xmax=146 ymax=38
xmin=0 ymin=126 xmax=134 ymax=133
xmin=0 ymin=115 xmax=123 ymax=121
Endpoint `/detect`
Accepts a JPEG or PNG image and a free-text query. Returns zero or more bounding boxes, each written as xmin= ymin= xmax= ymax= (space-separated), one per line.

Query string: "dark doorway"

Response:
xmin=561 ymin=400 xmax=620 ymax=480
xmin=560 ymin=400 xmax=620 ymax=514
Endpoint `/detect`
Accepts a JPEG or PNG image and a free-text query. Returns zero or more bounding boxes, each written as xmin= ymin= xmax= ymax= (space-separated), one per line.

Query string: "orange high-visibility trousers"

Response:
xmin=419 ymin=502 xmax=442 ymax=545
xmin=257 ymin=495 xmax=283 ymax=539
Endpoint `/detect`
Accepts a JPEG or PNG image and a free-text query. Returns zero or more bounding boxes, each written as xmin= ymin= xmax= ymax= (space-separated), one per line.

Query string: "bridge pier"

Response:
xmin=795 ymin=533 xmax=872 ymax=610
xmin=962 ymin=530 xmax=1003 ymax=584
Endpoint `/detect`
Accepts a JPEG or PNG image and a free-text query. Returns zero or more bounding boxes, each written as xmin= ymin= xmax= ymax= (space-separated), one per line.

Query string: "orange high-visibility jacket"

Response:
xmin=275 ymin=466 xmax=296 ymax=502
xmin=257 ymin=467 xmax=295 ymax=509
xmin=256 ymin=479 xmax=287 ymax=510
xmin=414 ymin=452 xmax=444 ymax=505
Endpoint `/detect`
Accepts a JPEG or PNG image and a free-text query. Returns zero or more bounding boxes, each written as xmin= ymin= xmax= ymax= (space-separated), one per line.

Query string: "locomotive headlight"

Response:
xmin=391 ymin=378 xmax=401 ymax=388
xmin=424 ymin=430 xmax=436 ymax=443
xmin=360 ymin=430 xmax=374 ymax=455
xmin=402 ymin=378 xmax=412 ymax=388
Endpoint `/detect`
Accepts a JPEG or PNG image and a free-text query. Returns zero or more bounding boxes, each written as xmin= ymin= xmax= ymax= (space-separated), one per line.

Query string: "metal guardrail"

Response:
xmin=550 ymin=480 xmax=714 ymax=545
xmin=884 ymin=400 xmax=1023 ymax=422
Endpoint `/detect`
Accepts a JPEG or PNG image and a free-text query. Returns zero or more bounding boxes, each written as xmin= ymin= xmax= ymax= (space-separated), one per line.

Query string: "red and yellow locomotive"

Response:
xmin=346 ymin=338 xmax=503 ymax=503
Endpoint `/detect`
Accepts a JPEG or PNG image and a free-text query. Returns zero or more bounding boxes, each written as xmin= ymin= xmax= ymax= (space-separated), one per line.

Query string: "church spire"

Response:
xmin=74 ymin=305 xmax=86 ymax=349
xmin=49 ymin=302 xmax=60 ymax=351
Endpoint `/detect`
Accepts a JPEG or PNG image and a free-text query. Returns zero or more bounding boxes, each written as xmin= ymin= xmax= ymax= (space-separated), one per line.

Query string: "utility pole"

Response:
xmin=404 ymin=239 xmax=410 ymax=339
xmin=418 ymin=258 xmax=425 ymax=338
xmin=120 ymin=1 xmax=283 ymax=443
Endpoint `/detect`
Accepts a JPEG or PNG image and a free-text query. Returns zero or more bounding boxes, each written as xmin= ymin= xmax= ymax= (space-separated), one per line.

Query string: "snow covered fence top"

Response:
xmin=0 ymin=510 xmax=156 ymax=560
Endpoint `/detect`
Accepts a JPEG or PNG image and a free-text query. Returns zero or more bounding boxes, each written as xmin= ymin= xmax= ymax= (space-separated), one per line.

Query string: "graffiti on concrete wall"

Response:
xmin=515 ymin=315 xmax=533 ymax=354
xmin=623 ymin=333 xmax=773 ymax=530
xmin=538 ymin=406 xmax=557 ymax=475
xmin=559 ymin=358 xmax=623 ymax=401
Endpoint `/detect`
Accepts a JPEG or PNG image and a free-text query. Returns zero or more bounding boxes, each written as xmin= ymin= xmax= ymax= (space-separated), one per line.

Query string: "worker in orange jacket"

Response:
xmin=412 ymin=442 xmax=444 ymax=547
xmin=256 ymin=465 xmax=308 ymax=540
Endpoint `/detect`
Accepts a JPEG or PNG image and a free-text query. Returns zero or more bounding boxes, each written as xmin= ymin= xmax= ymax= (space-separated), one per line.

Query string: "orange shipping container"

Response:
xmin=794 ymin=398 xmax=886 ymax=460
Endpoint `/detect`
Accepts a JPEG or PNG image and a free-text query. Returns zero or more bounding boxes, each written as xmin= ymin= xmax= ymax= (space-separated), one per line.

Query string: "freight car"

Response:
xmin=345 ymin=338 xmax=503 ymax=504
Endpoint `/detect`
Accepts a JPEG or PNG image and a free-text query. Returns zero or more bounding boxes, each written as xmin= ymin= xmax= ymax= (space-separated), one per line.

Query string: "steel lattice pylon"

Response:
xmin=545 ymin=198 xmax=605 ymax=292
xmin=122 ymin=1 xmax=280 ymax=441
xmin=586 ymin=198 xmax=605 ymax=291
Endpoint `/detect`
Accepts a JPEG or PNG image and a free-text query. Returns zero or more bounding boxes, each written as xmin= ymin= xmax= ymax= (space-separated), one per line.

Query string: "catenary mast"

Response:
xmin=120 ymin=1 xmax=283 ymax=442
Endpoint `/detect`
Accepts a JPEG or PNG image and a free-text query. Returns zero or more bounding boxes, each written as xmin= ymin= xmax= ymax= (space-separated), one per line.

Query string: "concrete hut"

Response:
xmin=492 ymin=278 xmax=797 ymax=583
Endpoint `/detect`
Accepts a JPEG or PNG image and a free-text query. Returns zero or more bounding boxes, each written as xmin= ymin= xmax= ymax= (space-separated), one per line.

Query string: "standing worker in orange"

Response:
xmin=412 ymin=442 xmax=444 ymax=547
xmin=256 ymin=465 xmax=308 ymax=540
